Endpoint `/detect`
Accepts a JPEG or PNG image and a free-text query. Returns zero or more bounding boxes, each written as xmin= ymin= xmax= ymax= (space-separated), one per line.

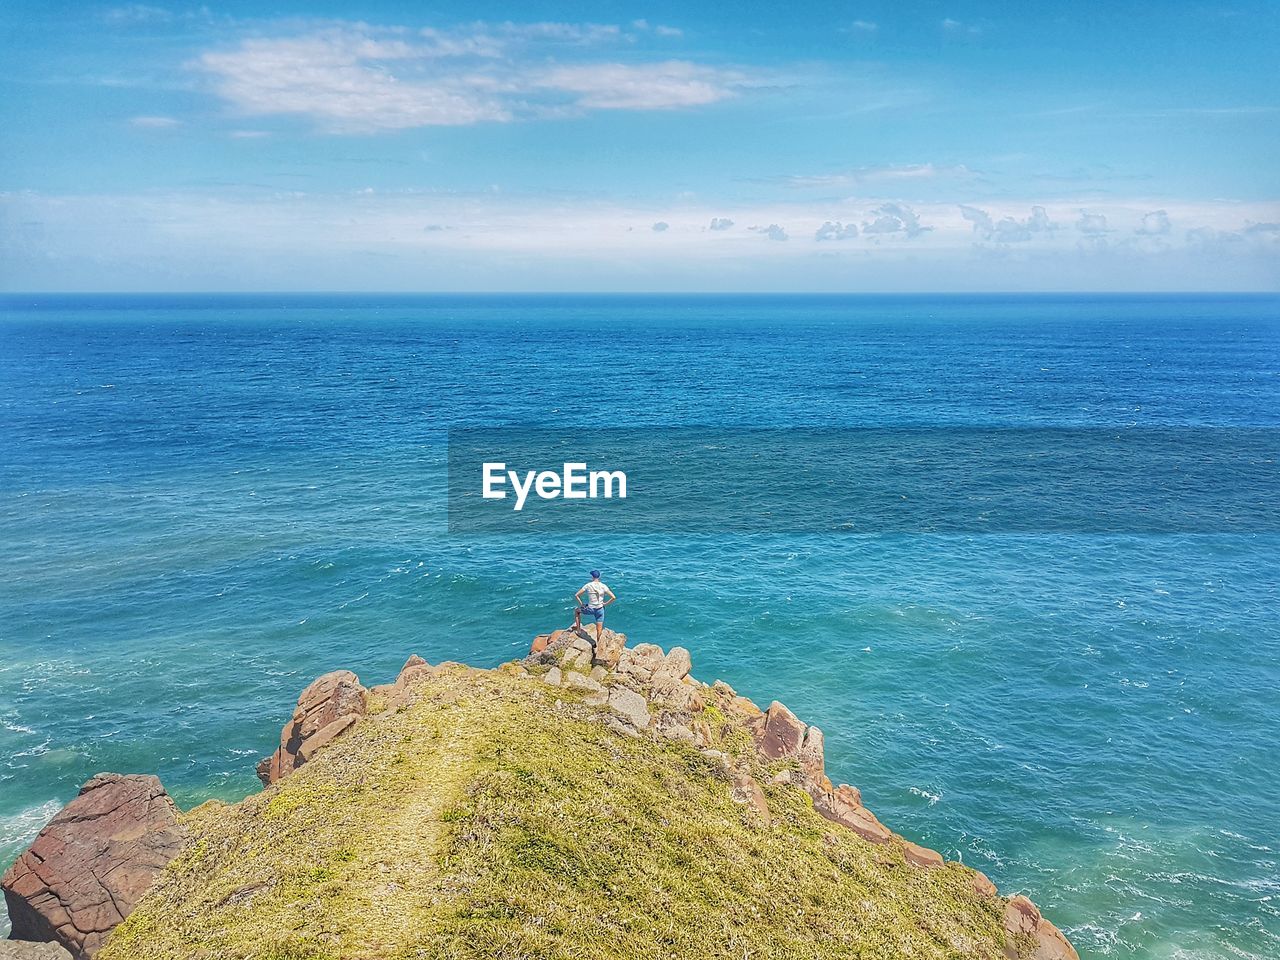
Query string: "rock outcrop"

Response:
xmin=256 ymin=668 xmax=369 ymax=785
xmin=1004 ymin=895 xmax=1080 ymax=960
xmin=4 ymin=629 xmax=1078 ymax=960
xmin=520 ymin=623 xmax=1077 ymax=960
xmin=0 ymin=941 xmax=72 ymax=960
xmin=1 ymin=774 xmax=183 ymax=959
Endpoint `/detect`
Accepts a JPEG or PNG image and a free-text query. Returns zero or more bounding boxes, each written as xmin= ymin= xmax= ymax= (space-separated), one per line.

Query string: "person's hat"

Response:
xmin=590 ymin=570 xmax=601 ymax=579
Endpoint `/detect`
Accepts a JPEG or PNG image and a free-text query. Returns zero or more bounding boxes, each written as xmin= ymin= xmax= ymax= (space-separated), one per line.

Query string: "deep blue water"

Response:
xmin=1 ymin=294 xmax=1278 ymax=958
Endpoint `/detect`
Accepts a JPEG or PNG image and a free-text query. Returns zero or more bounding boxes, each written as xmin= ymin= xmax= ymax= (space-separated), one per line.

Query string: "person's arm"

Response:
xmin=603 ymin=587 xmax=617 ymax=607
xmin=574 ymin=587 xmax=586 ymax=604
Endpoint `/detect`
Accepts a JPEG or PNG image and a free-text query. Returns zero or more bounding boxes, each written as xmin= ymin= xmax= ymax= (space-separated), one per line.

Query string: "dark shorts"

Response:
xmin=578 ymin=605 xmax=604 ymax=623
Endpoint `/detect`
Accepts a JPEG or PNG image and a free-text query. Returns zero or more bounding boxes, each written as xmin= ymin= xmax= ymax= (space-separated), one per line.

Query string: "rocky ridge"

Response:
xmin=3 ymin=626 xmax=1078 ymax=960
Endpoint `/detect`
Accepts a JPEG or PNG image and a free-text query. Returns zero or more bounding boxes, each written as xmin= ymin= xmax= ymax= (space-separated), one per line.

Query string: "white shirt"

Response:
xmin=581 ymin=580 xmax=610 ymax=608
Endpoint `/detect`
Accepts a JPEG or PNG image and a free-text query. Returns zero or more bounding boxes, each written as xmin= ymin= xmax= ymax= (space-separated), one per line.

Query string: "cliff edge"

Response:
xmin=6 ymin=627 xmax=1077 ymax=960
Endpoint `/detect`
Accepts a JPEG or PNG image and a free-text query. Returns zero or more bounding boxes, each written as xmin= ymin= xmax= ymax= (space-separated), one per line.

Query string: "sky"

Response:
xmin=1 ymin=1 xmax=1277 ymax=292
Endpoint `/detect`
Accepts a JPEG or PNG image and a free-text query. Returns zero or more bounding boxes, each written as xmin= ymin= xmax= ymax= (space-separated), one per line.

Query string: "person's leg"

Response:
xmin=595 ymin=612 xmax=603 ymax=644
xmin=574 ymin=605 xmax=582 ymax=629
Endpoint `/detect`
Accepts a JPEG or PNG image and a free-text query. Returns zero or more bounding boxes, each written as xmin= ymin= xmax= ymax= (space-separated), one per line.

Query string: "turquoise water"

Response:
xmin=1 ymin=294 xmax=1278 ymax=957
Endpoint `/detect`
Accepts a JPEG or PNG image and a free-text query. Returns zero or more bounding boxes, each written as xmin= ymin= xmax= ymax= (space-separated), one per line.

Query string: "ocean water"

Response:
xmin=1 ymin=294 xmax=1278 ymax=958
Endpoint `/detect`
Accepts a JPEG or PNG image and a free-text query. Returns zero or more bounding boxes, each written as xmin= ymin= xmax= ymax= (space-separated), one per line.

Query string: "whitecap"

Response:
xmin=908 ymin=786 xmax=942 ymax=805
xmin=0 ymin=799 xmax=62 ymax=847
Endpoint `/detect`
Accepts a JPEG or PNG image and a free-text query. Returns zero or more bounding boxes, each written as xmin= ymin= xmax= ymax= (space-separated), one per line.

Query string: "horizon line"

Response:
xmin=3 ymin=291 xmax=1279 ymax=299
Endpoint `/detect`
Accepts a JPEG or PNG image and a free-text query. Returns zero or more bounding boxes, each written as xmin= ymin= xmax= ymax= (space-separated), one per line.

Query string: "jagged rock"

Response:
xmin=616 ymin=643 xmax=665 ymax=683
xmin=591 ymin=628 xmax=626 ymax=668
xmin=544 ymin=666 xmax=562 ymax=686
xmin=712 ymin=679 xmax=737 ymax=698
xmin=1 ymin=774 xmax=184 ymax=959
xmin=798 ymin=725 xmax=825 ymax=781
xmin=529 ymin=632 xmax=555 ymax=655
xmin=368 ymin=655 xmax=436 ymax=711
xmin=653 ymin=647 xmax=692 ymax=683
xmin=528 ymin=628 xmax=626 ymax=670
xmin=971 ymin=870 xmax=999 ymax=898
xmin=730 ymin=772 xmax=771 ymax=824
xmin=396 ymin=654 xmax=433 ymax=687
xmin=607 ymin=685 xmax=651 ymax=730
xmin=1003 ymin=895 xmax=1079 ymax=960
xmin=902 ymin=840 xmax=945 ymax=869
xmin=563 ymin=646 xmax=592 ymax=672
xmin=604 ymin=716 xmax=641 ymax=738
xmin=0 ymin=943 xmax=73 ymax=959
xmin=812 ymin=784 xmax=892 ymax=844
xmin=755 ymin=701 xmax=806 ymax=761
xmin=257 ymin=670 xmax=368 ymax=785
xmin=525 ymin=629 xmax=576 ymax=664
xmin=647 ymin=675 xmax=703 ymax=715
xmin=562 ymin=671 xmax=602 ymax=693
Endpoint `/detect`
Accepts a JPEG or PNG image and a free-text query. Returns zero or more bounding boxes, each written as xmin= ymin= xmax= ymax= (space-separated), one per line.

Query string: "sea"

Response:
xmin=1 ymin=294 xmax=1277 ymax=958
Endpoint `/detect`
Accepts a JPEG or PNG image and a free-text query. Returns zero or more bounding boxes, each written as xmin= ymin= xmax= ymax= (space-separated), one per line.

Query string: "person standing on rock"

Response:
xmin=574 ymin=570 xmax=615 ymax=643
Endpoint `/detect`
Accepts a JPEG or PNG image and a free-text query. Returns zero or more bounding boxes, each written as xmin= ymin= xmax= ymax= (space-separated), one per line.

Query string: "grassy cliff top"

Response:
xmin=98 ymin=659 xmax=1039 ymax=960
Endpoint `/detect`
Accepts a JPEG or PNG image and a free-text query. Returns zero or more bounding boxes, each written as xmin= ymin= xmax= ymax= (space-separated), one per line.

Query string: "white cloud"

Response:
xmin=709 ymin=217 xmax=734 ymax=231
xmin=5 ymin=190 xmax=1275 ymax=292
xmin=1076 ymin=211 xmax=1110 ymax=234
xmin=962 ymin=204 xmax=1054 ymax=243
xmin=196 ymin=32 xmax=510 ymax=131
xmin=192 ymin=23 xmax=746 ymax=132
xmin=630 ymin=20 xmax=683 ymax=37
xmin=1137 ymin=210 xmax=1171 ymax=235
xmin=536 ymin=61 xmax=743 ymax=110
xmin=815 ymin=221 xmax=858 ymax=241
xmin=749 ymin=224 xmax=789 ymax=241
xmin=862 ymin=202 xmax=930 ymax=239
xmin=848 ymin=20 xmax=879 ymax=33
xmin=130 ymin=115 xmax=182 ymax=127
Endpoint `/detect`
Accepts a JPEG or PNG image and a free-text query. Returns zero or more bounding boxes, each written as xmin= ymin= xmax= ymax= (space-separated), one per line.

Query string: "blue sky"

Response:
xmin=1 ymin=1 xmax=1277 ymax=291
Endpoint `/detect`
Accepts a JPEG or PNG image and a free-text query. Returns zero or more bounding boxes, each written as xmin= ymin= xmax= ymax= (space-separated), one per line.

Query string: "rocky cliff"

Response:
xmin=4 ymin=627 xmax=1078 ymax=960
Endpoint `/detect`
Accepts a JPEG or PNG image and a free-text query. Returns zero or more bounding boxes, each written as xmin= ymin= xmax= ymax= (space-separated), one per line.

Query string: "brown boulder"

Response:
xmin=395 ymin=654 xmax=433 ymax=687
xmin=1003 ymin=895 xmax=1079 ymax=960
xmin=755 ymin=701 xmax=807 ymax=761
xmin=0 ymin=942 xmax=72 ymax=959
xmin=529 ymin=632 xmax=555 ymax=655
xmin=971 ymin=870 xmax=999 ymax=898
xmin=901 ymin=840 xmax=945 ymax=869
xmin=653 ymin=646 xmax=692 ymax=683
xmin=797 ymin=725 xmax=825 ymax=782
xmin=1 ymin=774 xmax=184 ymax=959
xmin=525 ymin=629 xmax=579 ymax=664
xmin=590 ymin=628 xmax=627 ymax=668
xmin=811 ymin=783 xmax=892 ymax=844
xmin=257 ymin=670 xmax=368 ymax=785
xmin=615 ymin=643 xmax=665 ymax=683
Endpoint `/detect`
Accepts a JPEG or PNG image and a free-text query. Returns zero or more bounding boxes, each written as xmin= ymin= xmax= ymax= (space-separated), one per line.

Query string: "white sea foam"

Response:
xmin=0 ymin=798 xmax=61 ymax=847
xmin=909 ymin=786 xmax=942 ymax=805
